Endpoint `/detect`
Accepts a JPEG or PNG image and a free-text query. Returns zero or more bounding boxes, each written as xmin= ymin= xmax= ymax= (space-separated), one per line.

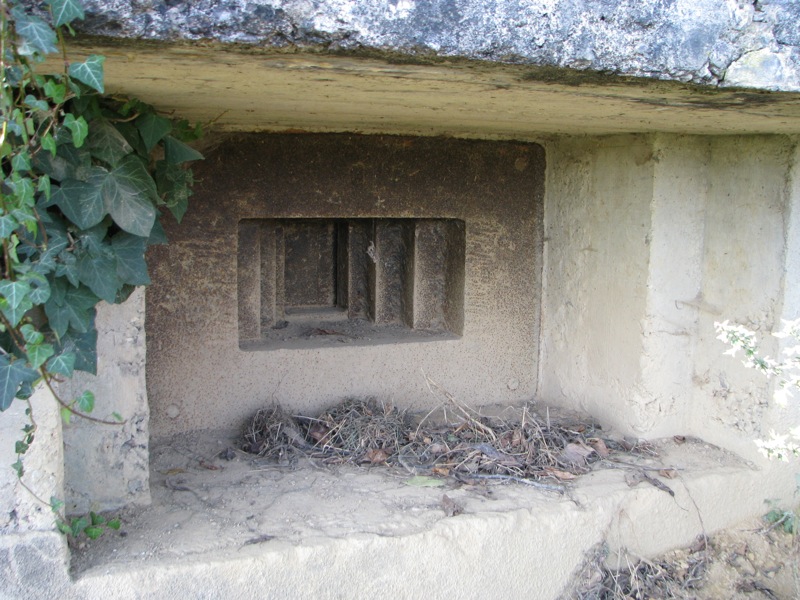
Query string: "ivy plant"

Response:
xmin=1 ymin=0 xmax=202 ymax=524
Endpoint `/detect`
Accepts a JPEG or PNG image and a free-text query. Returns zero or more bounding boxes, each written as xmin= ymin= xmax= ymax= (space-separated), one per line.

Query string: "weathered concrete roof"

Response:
xmin=77 ymin=0 xmax=800 ymax=91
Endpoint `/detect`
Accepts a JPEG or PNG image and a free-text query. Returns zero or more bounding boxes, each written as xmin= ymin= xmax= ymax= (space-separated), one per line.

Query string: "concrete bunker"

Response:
xmin=4 ymin=7 xmax=800 ymax=592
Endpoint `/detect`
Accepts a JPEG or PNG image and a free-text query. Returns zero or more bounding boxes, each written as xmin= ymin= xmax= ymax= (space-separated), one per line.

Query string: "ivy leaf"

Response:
xmin=164 ymin=136 xmax=204 ymax=164
xmin=76 ymin=390 xmax=94 ymax=413
xmin=24 ymin=271 xmax=51 ymax=304
xmin=0 ymin=356 xmax=39 ymax=411
xmin=0 ymin=215 xmax=19 ymax=238
xmin=147 ymin=217 xmax=168 ymax=246
xmin=59 ymin=328 xmax=97 ymax=374
xmin=44 ymin=285 xmax=98 ymax=337
xmin=135 ymin=113 xmax=171 ymax=153
xmin=68 ymin=55 xmax=105 ymax=93
xmin=107 ymin=518 xmax=121 ymax=530
xmin=20 ymin=324 xmax=44 ymax=345
xmin=11 ymin=7 xmax=58 ymax=56
xmin=0 ymin=280 xmax=31 ymax=309
xmin=28 ymin=342 xmax=54 ymax=370
xmin=52 ymin=169 xmax=107 ymax=229
xmin=1 ymin=296 xmax=34 ymax=327
xmin=11 ymin=152 xmax=31 ymax=172
xmin=48 ymin=0 xmax=85 ymax=27
xmin=41 ymin=133 xmax=57 ymax=157
xmin=43 ymin=79 xmax=67 ymax=104
xmin=103 ymin=156 xmax=157 ymax=236
xmin=24 ymin=95 xmax=50 ymax=112
xmin=112 ymin=232 xmax=150 ymax=285
xmin=76 ymin=252 xmax=120 ymax=304
xmin=46 ymin=351 xmax=76 ymax=377
xmin=86 ymin=119 xmax=131 ymax=167
xmin=63 ymin=114 xmax=89 ymax=148
xmin=84 ymin=526 xmax=103 ymax=540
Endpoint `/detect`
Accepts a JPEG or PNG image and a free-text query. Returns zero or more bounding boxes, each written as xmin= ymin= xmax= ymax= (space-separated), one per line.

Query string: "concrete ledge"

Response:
xmin=65 ymin=436 xmax=789 ymax=600
xmin=0 ymin=532 xmax=71 ymax=600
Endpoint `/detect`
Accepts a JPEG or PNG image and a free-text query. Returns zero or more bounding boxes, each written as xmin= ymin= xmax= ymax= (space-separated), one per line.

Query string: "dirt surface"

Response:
xmin=69 ymin=428 xmax=798 ymax=598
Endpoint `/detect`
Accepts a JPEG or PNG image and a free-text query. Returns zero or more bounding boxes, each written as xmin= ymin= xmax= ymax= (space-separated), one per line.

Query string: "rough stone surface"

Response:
xmin=71 ymin=0 xmax=800 ymax=90
xmin=0 ymin=533 xmax=71 ymax=600
xmin=59 ymin=288 xmax=150 ymax=514
xmin=0 ymin=387 xmax=64 ymax=534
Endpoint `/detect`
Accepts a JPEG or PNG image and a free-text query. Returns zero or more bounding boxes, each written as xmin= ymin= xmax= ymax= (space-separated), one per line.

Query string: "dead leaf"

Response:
xmin=658 ymin=468 xmax=678 ymax=479
xmin=432 ymin=466 xmax=451 ymax=477
xmin=559 ymin=442 xmax=595 ymax=466
xmin=625 ymin=471 xmax=645 ymax=487
xmin=544 ymin=467 xmax=577 ymax=481
xmin=161 ymin=468 xmax=186 ymax=476
xmin=307 ymin=423 xmax=330 ymax=443
xmin=364 ymin=448 xmax=389 ymax=464
xmin=673 ymin=435 xmax=686 ymax=444
xmin=441 ymin=494 xmax=464 ymax=517
xmin=199 ymin=460 xmax=221 ymax=470
xmin=588 ymin=438 xmax=610 ymax=458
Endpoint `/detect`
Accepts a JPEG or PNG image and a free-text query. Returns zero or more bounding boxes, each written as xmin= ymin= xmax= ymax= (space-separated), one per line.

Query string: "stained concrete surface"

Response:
xmin=146 ymin=134 xmax=544 ymax=436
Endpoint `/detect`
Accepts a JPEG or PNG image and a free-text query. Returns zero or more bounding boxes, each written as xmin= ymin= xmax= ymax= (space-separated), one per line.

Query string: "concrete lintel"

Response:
xmin=52 ymin=43 xmax=800 ymax=140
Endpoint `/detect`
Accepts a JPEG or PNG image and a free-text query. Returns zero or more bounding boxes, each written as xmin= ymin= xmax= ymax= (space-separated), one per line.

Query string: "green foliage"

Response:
xmin=2 ymin=0 xmax=202 ymax=534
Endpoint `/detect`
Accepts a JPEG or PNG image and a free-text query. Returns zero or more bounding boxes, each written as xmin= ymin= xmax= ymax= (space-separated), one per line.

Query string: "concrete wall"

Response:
xmin=539 ymin=133 xmax=800 ymax=473
xmin=146 ymin=134 xmax=544 ymax=436
xmin=59 ymin=289 xmax=150 ymax=514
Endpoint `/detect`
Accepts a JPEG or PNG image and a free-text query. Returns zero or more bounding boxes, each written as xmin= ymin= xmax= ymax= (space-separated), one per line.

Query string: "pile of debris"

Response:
xmin=242 ymin=393 xmax=658 ymax=492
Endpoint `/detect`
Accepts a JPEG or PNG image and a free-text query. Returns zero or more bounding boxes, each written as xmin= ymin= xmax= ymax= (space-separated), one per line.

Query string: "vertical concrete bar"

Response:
xmin=259 ymin=222 xmax=277 ymax=329
xmin=347 ymin=220 xmax=373 ymax=320
xmin=373 ymin=220 xmax=412 ymax=325
xmin=443 ymin=220 xmax=466 ymax=336
xmin=412 ymin=220 xmax=446 ymax=330
xmin=237 ymin=220 xmax=261 ymax=342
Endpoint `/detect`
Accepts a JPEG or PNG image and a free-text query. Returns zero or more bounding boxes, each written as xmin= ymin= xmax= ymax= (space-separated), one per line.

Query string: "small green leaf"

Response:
xmin=90 ymin=511 xmax=104 ymax=526
xmin=12 ymin=460 xmax=24 ymax=477
xmin=24 ymin=95 xmax=50 ymax=112
xmin=61 ymin=406 xmax=72 ymax=424
xmin=47 ymin=352 xmax=76 ymax=377
xmin=84 ymin=526 xmax=103 ymax=540
xmin=86 ymin=119 xmax=131 ymax=166
xmin=111 ymin=412 xmax=122 ymax=422
xmin=41 ymin=133 xmax=57 ymax=157
xmin=76 ymin=252 xmax=120 ymax=304
xmin=163 ymin=136 xmax=204 ymax=164
xmin=50 ymin=497 xmax=65 ymax=513
xmin=71 ymin=516 xmax=88 ymax=537
xmin=0 ymin=215 xmax=19 ymax=238
xmin=68 ymin=55 xmax=105 ymax=93
xmin=112 ymin=232 xmax=150 ymax=285
xmin=28 ymin=343 xmax=54 ymax=370
xmin=135 ymin=113 xmax=171 ymax=153
xmin=76 ymin=390 xmax=94 ymax=413
xmin=63 ymin=114 xmax=89 ymax=148
xmin=37 ymin=174 xmax=52 ymax=200
xmin=0 ymin=280 xmax=32 ymax=309
xmin=48 ymin=0 xmax=85 ymax=27
xmin=107 ymin=518 xmax=121 ymax=530
xmin=12 ymin=7 xmax=58 ymax=55
xmin=20 ymin=324 xmax=44 ymax=345
xmin=1 ymin=296 xmax=34 ymax=327
xmin=11 ymin=152 xmax=31 ymax=172
xmin=56 ymin=521 xmax=72 ymax=535
xmin=15 ymin=440 xmax=29 ymax=454
xmin=44 ymin=79 xmax=67 ymax=104
xmin=0 ymin=356 xmax=39 ymax=411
